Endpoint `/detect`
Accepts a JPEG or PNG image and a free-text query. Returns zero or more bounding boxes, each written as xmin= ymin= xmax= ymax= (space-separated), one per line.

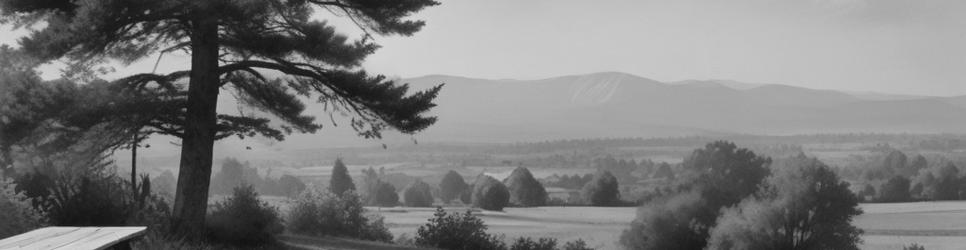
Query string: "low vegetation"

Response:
xmin=205 ymin=185 xmax=284 ymax=246
xmin=415 ymin=207 xmax=595 ymax=250
xmin=286 ymin=186 xmax=393 ymax=242
xmin=0 ymin=176 xmax=44 ymax=238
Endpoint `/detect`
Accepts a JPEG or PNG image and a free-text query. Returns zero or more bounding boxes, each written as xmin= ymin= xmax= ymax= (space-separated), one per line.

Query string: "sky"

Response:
xmin=3 ymin=0 xmax=966 ymax=96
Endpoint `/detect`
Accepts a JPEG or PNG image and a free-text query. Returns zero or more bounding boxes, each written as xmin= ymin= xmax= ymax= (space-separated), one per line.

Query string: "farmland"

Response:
xmin=370 ymin=201 xmax=966 ymax=250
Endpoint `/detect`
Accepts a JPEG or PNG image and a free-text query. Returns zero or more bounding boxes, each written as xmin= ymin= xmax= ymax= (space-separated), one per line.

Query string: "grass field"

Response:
xmin=372 ymin=201 xmax=966 ymax=250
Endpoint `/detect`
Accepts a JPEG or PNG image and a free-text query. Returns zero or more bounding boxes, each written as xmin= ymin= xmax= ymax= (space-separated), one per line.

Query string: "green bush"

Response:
xmin=439 ymin=170 xmax=469 ymax=203
xmin=510 ymin=237 xmax=557 ymax=250
xmin=581 ymin=170 xmax=620 ymax=206
xmin=286 ymin=187 xmax=392 ymax=242
xmin=403 ymin=179 xmax=434 ymax=207
xmin=206 ymin=185 xmax=283 ymax=246
xmin=505 ymin=167 xmax=548 ymax=207
xmin=415 ymin=207 xmax=505 ymax=250
xmin=472 ymin=175 xmax=510 ymax=211
xmin=0 ymin=176 xmax=44 ymax=238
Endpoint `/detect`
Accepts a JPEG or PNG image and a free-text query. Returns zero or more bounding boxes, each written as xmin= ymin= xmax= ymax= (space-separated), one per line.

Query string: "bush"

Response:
xmin=619 ymin=191 xmax=708 ymax=250
xmin=904 ymin=243 xmax=926 ymax=250
xmin=439 ymin=170 xmax=468 ymax=203
xmin=472 ymin=175 xmax=510 ymax=211
xmin=286 ymin=186 xmax=392 ymax=242
xmin=505 ymin=167 xmax=548 ymax=207
xmin=206 ymin=185 xmax=283 ymax=246
xmin=706 ymin=155 xmax=862 ymax=250
xmin=403 ymin=179 xmax=434 ymax=207
xmin=0 ymin=176 xmax=44 ymax=238
xmin=561 ymin=239 xmax=594 ymax=250
xmin=510 ymin=237 xmax=557 ymax=250
xmin=415 ymin=207 xmax=505 ymax=250
xmin=581 ymin=170 xmax=620 ymax=206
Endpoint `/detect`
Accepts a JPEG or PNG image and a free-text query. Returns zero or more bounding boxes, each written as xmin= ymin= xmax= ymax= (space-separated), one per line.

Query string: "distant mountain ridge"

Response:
xmin=397 ymin=72 xmax=966 ymax=142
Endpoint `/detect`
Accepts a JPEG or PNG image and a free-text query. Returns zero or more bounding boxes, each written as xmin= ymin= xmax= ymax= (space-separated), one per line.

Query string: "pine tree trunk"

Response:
xmin=172 ymin=16 xmax=220 ymax=239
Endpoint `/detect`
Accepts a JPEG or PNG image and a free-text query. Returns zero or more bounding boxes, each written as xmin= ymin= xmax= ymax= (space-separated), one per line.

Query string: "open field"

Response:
xmin=372 ymin=201 xmax=966 ymax=250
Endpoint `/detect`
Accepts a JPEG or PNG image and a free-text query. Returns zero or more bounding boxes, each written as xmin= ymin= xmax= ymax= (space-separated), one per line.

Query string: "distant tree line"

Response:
xmin=210 ymin=158 xmax=306 ymax=198
xmin=849 ymin=150 xmax=966 ymax=203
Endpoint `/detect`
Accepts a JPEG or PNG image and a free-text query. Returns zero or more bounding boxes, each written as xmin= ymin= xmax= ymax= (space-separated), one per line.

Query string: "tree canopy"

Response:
xmin=0 ymin=0 xmax=442 ymax=236
xmin=329 ymin=158 xmax=355 ymax=195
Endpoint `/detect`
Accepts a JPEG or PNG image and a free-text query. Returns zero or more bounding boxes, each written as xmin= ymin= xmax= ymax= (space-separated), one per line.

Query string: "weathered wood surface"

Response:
xmin=0 ymin=227 xmax=147 ymax=250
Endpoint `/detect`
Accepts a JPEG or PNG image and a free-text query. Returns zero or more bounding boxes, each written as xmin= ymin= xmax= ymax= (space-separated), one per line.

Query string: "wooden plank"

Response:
xmin=0 ymin=227 xmax=147 ymax=250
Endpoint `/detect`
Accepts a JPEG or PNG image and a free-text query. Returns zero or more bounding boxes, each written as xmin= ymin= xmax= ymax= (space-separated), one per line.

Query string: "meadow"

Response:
xmin=371 ymin=201 xmax=966 ymax=250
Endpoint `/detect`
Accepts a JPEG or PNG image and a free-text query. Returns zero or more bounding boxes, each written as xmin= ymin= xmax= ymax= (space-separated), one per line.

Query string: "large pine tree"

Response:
xmin=0 ymin=0 xmax=441 ymax=236
xmin=329 ymin=158 xmax=355 ymax=195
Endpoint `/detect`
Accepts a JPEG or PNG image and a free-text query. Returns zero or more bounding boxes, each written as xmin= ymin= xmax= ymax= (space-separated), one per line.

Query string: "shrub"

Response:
xmin=206 ymin=185 xmax=283 ymax=246
xmin=278 ymin=174 xmax=306 ymax=198
xmin=415 ymin=207 xmax=505 ymax=250
xmin=561 ymin=239 xmax=594 ymax=250
xmin=0 ymin=176 xmax=44 ymax=238
xmin=581 ymin=170 xmax=620 ymax=206
xmin=619 ymin=191 xmax=709 ymax=250
xmin=286 ymin=186 xmax=392 ymax=242
xmin=404 ymin=179 xmax=434 ymax=207
xmin=505 ymin=167 xmax=548 ymax=207
xmin=510 ymin=237 xmax=557 ymax=250
xmin=904 ymin=243 xmax=926 ymax=250
xmin=329 ymin=158 xmax=355 ymax=195
xmin=472 ymin=175 xmax=510 ymax=211
xmin=706 ymin=155 xmax=862 ymax=250
xmin=439 ymin=170 xmax=469 ymax=203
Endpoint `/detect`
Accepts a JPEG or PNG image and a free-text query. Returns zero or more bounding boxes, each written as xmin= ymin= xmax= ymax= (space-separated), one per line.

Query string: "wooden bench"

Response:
xmin=0 ymin=227 xmax=147 ymax=250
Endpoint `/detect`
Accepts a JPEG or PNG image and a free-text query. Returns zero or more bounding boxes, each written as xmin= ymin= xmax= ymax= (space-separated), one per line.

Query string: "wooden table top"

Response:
xmin=0 ymin=227 xmax=147 ymax=250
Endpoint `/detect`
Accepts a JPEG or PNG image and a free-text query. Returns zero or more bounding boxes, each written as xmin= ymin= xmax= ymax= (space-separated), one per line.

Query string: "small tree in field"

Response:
xmin=581 ymin=170 xmax=620 ymax=206
xmin=505 ymin=167 xmax=548 ymax=207
xmin=472 ymin=175 xmax=510 ymax=211
xmin=330 ymin=158 xmax=355 ymax=196
xmin=404 ymin=179 xmax=434 ymax=207
xmin=439 ymin=170 xmax=468 ymax=203
xmin=706 ymin=155 xmax=862 ymax=250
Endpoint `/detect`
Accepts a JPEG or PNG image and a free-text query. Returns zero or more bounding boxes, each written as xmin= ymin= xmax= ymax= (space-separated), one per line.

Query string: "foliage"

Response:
xmin=415 ymin=207 xmax=506 ymax=250
xmin=286 ymin=186 xmax=392 ymax=242
xmin=206 ymin=185 xmax=283 ymax=246
xmin=439 ymin=170 xmax=469 ymax=203
xmin=472 ymin=175 xmax=510 ymax=211
xmin=619 ymin=191 xmax=709 ymax=250
xmin=877 ymin=175 xmax=912 ymax=203
xmin=903 ymin=243 xmax=926 ymax=250
xmin=505 ymin=167 xmax=548 ymax=207
xmin=151 ymin=170 xmax=177 ymax=199
xmin=705 ymin=155 xmax=863 ymax=250
xmin=0 ymin=0 xmax=443 ymax=236
xmin=330 ymin=158 xmax=356 ymax=195
xmin=581 ymin=170 xmax=620 ymax=206
xmin=510 ymin=237 xmax=557 ymax=250
xmin=561 ymin=239 xmax=594 ymax=250
xmin=652 ymin=163 xmax=675 ymax=180
xmin=209 ymin=158 xmax=306 ymax=197
xmin=620 ymin=141 xmax=771 ymax=250
xmin=0 ymin=175 xmax=44 ymax=238
xmin=403 ymin=179 xmax=434 ymax=207
xmin=361 ymin=167 xmax=399 ymax=207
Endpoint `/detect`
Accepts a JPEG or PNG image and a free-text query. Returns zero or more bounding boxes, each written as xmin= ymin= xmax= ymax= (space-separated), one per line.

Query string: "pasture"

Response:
xmin=371 ymin=201 xmax=966 ymax=250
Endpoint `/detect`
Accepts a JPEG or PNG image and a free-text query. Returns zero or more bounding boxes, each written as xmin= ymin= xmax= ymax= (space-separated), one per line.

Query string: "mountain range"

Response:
xmin=134 ymin=71 xmax=966 ymax=159
xmin=398 ymin=71 xmax=966 ymax=142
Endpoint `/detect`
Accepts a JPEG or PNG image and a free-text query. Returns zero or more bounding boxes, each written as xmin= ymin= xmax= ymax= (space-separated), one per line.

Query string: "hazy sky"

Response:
xmin=3 ymin=0 xmax=965 ymax=96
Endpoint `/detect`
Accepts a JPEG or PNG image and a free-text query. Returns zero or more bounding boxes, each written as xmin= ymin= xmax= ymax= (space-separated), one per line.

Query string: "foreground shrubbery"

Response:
xmin=0 ymin=176 xmax=45 ymax=238
xmin=416 ymin=207 xmax=594 ymax=250
xmin=287 ymin=186 xmax=392 ymax=242
xmin=206 ymin=185 xmax=283 ymax=246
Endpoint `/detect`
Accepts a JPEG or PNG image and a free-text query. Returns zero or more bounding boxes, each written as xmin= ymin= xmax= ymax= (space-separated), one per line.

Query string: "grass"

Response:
xmin=372 ymin=202 xmax=966 ymax=250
